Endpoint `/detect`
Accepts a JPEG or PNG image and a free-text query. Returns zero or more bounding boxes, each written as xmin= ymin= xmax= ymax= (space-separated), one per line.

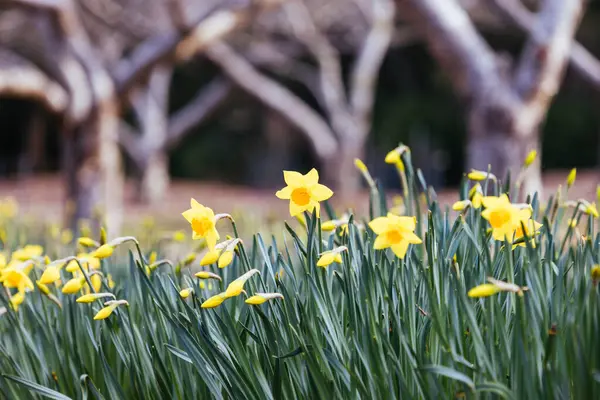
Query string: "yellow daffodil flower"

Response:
xmin=76 ymin=292 xmax=115 ymax=303
xmin=512 ymin=209 xmax=542 ymax=248
xmin=245 ymin=292 xmax=284 ymax=305
xmin=224 ymin=269 xmax=260 ymax=298
xmin=275 ymin=169 xmax=333 ymax=217
xmin=179 ymin=288 xmax=193 ymax=299
xmin=61 ymin=230 xmax=73 ymax=245
xmin=1 ymin=268 xmax=34 ymax=292
xmin=481 ymin=194 xmax=520 ymax=241
xmin=201 ymin=292 xmax=228 ymax=308
xmin=182 ymin=199 xmax=220 ymax=250
xmin=11 ymin=245 xmax=43 ymax=262
xmin=368 ymin=213 xmax=422 ymax=259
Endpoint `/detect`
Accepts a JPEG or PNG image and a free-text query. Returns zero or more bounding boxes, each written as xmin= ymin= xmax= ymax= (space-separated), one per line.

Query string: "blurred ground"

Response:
xmin=0 ymin=170 xmax=597 ymax=230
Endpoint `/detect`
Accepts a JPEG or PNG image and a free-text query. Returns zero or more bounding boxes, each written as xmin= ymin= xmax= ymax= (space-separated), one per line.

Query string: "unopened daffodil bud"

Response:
xmin=78 ymin=237 xmax=98 ymax=248
xmin=523 ymin=150 xmax=537 ymax=168
xmin=354 ymin=159 xmax=368 ymax=173
xmin=592 ymin=265 xmax=600 ymax=286
xmin=467 ymin=169 xmax=495 ymax=182
xmin=566 ymin=168 xmax=576 ymax=188
xmin=182 ymin=253 xmax=197 ymax=267
xmin=201 ymin=292 xmax=228 ymax=308
xmin=179 ymin=288 xmax=194 ymax=299
xmin=10 ymin=291 xmax=25 ymax=311
xmin=92 ymin=245 xmax=114 ymax=259
xmin=93 ymin=299 xmax=128 ymax=321
xmin=245 ymin=292 xmax=284 ymax=305
xmin=321 ymin=221 xmax=337 ymax=231
xmin=468 ymin=283 xmax=500 ymax=298
xmin=224 ymin=269 xmax=260 ymax=298
xmin=76 ymin=292 xmax=115 ymax=303
xmin=100 ymin=227 xmax=107 ymax=245
xmin=194 ymin=271 xmax=221 ymax=280
xmin=452 ymin=200 xmax=471 ymax=212
xmin=39 ymin=265 xmax=61 ymax=285
xmin=62 ymin=276 xmax=86 ymax=295
xmin=218 ymin=250 xmax=234 ymax=269
xmin=172 ymin=230 xmax=186 ymax=242
xmin=36 ymin=281 xmax=51 ymax=295
xmin=316 ymin=246 xmax=347 ymax=268
xmin=200 ymin=250 xmax=221 ymax=266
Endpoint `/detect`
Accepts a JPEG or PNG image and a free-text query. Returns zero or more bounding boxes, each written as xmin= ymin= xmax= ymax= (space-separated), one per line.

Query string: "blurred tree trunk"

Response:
xmin=467 ymin=102 xmax=542 ymax=196
xmin=64 ymin=102 xmax=122 ymax=234
xmin=400 ymin=0 xmax=584 ymax=198
xmin=135 ymin=66 xmax=172 ymax=204
xmin=322 ymin=130 xmax=366 ymax=199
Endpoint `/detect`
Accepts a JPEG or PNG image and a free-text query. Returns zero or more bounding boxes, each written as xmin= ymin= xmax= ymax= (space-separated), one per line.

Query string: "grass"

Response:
xmin=0 ymin=152 xmax=599 ymax=399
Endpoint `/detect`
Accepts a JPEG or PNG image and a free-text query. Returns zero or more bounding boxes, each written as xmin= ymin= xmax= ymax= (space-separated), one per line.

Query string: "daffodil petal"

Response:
xmin=283 ymin=171 xmax=304 ymax=187
xmin=275 ymin=186 xmax=292 ymax=199
xmin=390 ymin=242 xmax=409 ymax=259
xmin=305 ymin=168 xmax=319 ymax=185
xmin=373 ymin=234 xmax=391 ymax=250
xmin=368 ymin=217 xmax=390 ymax=234
xmin=311 ymin=184 xmax=333 ymax=202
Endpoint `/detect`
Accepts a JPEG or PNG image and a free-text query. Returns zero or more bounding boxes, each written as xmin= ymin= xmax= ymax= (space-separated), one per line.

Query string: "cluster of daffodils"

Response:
xmin=180 ymin=199 xmax=284 ymax=308
xmin=464 ymin=162 xmax=599 ymax=298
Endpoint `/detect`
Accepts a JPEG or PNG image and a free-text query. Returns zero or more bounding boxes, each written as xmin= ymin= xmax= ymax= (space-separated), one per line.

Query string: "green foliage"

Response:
xmin=1 ymin=156 xmax=599 ymax=399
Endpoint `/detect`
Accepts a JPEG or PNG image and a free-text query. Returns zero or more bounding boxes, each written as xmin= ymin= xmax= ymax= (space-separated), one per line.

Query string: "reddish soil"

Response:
xmin=0 ymin=170 xmax=597 ymax=228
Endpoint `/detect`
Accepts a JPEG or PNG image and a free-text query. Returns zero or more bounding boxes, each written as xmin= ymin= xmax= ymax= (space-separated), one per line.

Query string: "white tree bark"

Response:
xmin=400 ymin=0 xmax=584 ymax=198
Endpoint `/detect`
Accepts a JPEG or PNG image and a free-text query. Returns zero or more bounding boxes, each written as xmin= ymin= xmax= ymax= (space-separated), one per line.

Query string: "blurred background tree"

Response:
xmin=0 ymin=0 xmax=599 ymax=232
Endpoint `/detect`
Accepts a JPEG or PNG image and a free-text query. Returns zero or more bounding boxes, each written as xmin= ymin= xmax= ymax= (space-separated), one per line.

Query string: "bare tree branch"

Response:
xmin=488 ymin=0 xmax=600 ymax=90
xmin=0 ymin=47 xmax=68 ymax=112
xmin=205 ymin=40 xmax=339 ymax=159
xmin=349 ymin=0 xmax=394 ymax=139
xmin=512 ymin=0 xmax=584 ymax=135
xmin=165 ymin=77 xmax=232 ymax=150
xmin=284 ymin=0 xmax=351 ymax=133
xmin=112 ymin=2 xmax=224 ymax=97
xmin=398 ymin=0 xmax=503 ymax=100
